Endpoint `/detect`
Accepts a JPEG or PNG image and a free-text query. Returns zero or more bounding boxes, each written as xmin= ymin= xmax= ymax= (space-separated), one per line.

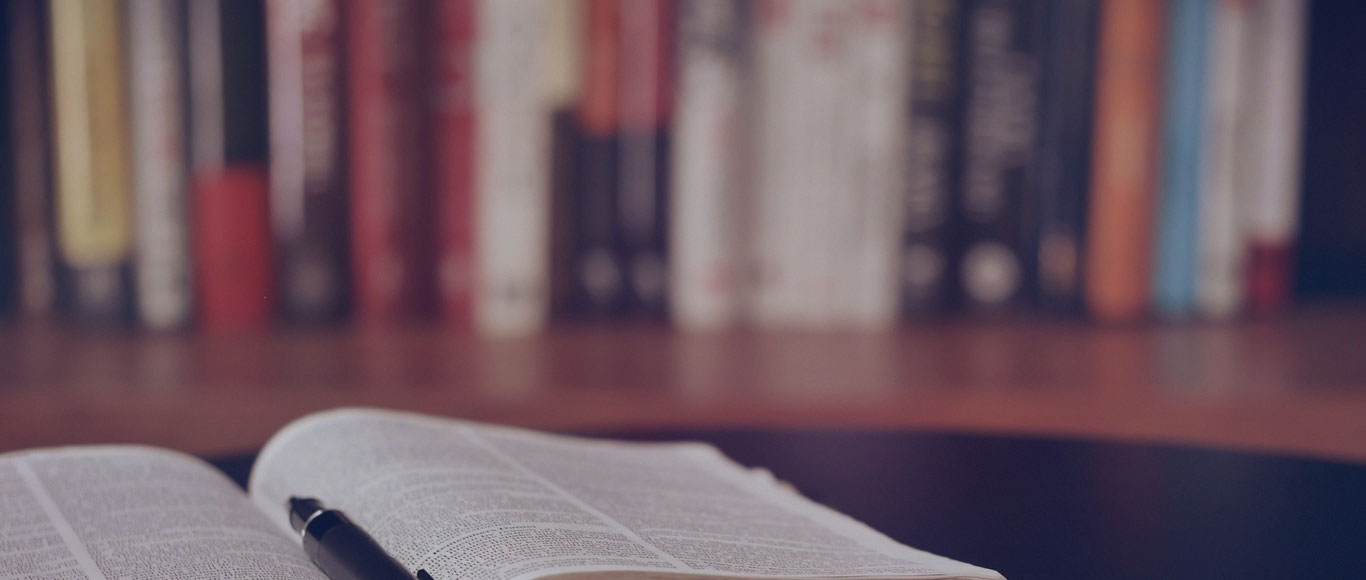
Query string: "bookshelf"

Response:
xmin=4 ymin=0 xmax=1366 ymax=474
xmin=3 ymin=304 xmax=1364 ymax=463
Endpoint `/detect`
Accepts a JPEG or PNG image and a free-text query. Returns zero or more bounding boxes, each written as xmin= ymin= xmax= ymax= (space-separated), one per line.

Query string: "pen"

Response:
xmin=289 ymin=496 xmax=433 ymax=580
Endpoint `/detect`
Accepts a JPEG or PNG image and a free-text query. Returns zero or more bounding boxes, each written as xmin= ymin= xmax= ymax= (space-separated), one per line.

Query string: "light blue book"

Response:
xmin=1154 ymin=0 xmax=1212 ymax=317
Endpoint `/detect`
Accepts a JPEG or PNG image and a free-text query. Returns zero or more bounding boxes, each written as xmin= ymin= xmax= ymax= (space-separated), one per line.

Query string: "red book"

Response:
xmin=347 ymin=0 xmax=435 ymax=323
xmin=195 ymin=169 xmax=273 ymax=330
xmin=1247 ymin=243 xmax=1293 ymax=314
xmin=433 ymin=0 xmax=478 ymax=326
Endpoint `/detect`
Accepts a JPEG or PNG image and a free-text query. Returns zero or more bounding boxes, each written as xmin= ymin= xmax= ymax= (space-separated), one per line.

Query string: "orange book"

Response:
xmin=1084 ymin=0 xmax=1165 ymax=322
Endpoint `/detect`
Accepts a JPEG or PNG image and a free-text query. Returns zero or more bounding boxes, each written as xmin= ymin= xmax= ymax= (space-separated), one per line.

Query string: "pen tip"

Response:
xmin=288 ymin=496 xmax=324 ymax=533
xmin=417 ymin=570 xmax=434 ymax=580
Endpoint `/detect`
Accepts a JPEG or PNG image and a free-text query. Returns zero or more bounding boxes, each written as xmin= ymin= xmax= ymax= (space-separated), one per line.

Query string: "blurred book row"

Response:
xmin=0 ymin=0 xmax=1316 ymax=335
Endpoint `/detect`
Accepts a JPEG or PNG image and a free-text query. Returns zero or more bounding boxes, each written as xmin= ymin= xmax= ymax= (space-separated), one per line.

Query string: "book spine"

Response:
xmin=50 ymin=0 xmax=135 ymax=324
xmin=1153 ymin=0 xmax=1211 ymax=317
xmin=1084 ymin=0 xmax=1164 ymax=322
xmin=750 ymin=0 xmax=807 ymax=327
xmin=474 ymin=0 xmax=551 ymax=336
xmin=903 ymin=0 xmax=962 ymax=317
xmin=545 ymin=0 xmax=583 ymax=321
xmin=837 ymin=0 xmax=907 ymax=328
xmin=792 ymin=0 xmax=843 ymax=327
xmin=127 ymin=0 xmax=192 ymax=330
xmin=266 ymin=0 xmax=349 ymax=323
xmin=433 ymin=0 xmax=478 ymax=327
xmin=347 ymin=0 xmax=433 ymax=323
xmin=0 ymin=1 xmax=11 ymax=317
xmin=1244 ymin=0 xmax=1308 ymax=315
xmin=194 ymin=168 xmax=272 ymax=330
xmin=670 ymin=0 xmax=747 ymax=331
xmin=572 ymin=0 xmax=625 ymax=317
xmin=1033 ymin=0 xmax=1099 ymax=313
xmin=190 ymin=0 xmax=274 ymax=330
xmin=8 ymin=0 xmax=55 ymax=317
xmin=1196 ymin=0 xmax=1250 ymax=319
xmin=617 ymin=0 xmax=675 ymax=318
xmin=957 ymin=0 xmax=1041 ymax=313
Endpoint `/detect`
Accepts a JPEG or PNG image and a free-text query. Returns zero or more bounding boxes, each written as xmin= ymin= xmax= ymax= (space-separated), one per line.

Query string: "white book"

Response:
xmin=750 ymin=0 xmax=804 ymax=327
xmin=834 ymin=0 xmax=908 ymax=328
xmin=0 ymin=408 xmax=1007 ymax=579
xmin=801 ymin=0 xmax=844 ymax=328
xmin=127 ymin=0 xmax=192 ymax=329
xmin=752 ymin=0 xmax=841 ymax=328
xmin=475 ymin=0 xmax=552 ymax=336
xmin=1242 ymin=0 xmax=1308 ymax=262
xmin=1197 ymin=0 xmax=1251 ymax=318
xmin=670 ymin=0 xmax=749 ymax=331
xmin=751 ymin=0 xmax=906 ymax=329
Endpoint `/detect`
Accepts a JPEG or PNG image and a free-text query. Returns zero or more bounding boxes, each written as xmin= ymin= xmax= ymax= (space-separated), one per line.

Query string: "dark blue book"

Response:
xmin=956 ymin=0 xmax=1042 ymax=313
xmin=1033 ymin=0 xmax=1100 ymax=313
xmin=902 ymin=0 xmax=964 ymax=317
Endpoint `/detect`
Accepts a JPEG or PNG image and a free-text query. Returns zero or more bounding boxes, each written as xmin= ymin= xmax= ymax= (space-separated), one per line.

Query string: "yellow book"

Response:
xmin=50 ymin=0 xmax=133 ymax=267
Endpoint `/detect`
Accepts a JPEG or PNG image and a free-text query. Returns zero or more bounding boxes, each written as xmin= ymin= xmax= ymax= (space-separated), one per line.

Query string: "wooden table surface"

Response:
xmin=3 ymin=305 xmax=1366 ymax=462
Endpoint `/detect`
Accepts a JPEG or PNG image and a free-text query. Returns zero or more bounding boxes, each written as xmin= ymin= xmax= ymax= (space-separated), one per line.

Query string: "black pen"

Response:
xmin=289 ymin=496 xmax=433 ymax=580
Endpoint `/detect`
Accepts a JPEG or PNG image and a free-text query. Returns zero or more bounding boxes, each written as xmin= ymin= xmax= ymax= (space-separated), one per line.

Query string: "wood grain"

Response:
xmin=2 ymin=306 xmax=1365 ymax=462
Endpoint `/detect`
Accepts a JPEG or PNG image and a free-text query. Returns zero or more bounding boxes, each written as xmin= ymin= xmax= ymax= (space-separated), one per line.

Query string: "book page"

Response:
xmin=0 ymin=446 xmax=326 ymax=580
xmin=250 ymin=408 xmax=1003 ymax=580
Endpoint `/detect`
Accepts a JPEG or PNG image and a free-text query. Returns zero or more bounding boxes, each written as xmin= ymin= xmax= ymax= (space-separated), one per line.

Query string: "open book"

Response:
xmin=0 ymin=408 xmax=1005 ymax=580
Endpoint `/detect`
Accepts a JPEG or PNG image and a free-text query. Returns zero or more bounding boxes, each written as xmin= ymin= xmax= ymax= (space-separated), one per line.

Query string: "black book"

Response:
xmin=902 ymin=0 xmax=964 ymax=317
xmin=572 ymin=132 xmax=626 ymax=318
xmin=548 ymin=108 xmax=582 ymax=320
xmin=0 ymin=0 xmax=15 ymax=319
xmin=617 ymin=129 xmax=670 ymax=319
xmin=1033 ymin=0 xmax=1098 ymax=313
xmin=956 ymin=0 xmax=1041 ymax=313
xmin=7 ymin=0 xmax=58 ymax=319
